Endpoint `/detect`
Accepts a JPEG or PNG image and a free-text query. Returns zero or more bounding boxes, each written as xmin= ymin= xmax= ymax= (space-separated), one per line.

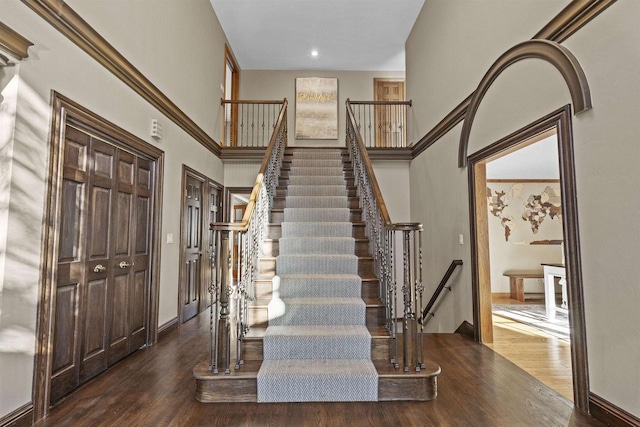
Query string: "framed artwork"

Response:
xmin=295 ymin=77 xmax=338 ymax=139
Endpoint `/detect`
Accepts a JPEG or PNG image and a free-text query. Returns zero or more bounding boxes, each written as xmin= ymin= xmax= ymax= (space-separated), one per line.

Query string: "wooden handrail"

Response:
xmin=212 ymin=99 xmax=287 ymax=232
xmin=220 ymin=99 xmax=285 ymax=105
xmin=421 ymin=260 xmax=463 ymax=322
xmin=346 ymin=99 xmax=420 ymax=232
xmin=348 ymin=100 xmax=412 ymax=106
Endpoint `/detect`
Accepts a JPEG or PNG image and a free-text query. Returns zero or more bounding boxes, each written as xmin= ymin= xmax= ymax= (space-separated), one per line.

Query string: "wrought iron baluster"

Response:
xmin=210 ymin=100 xmax=286 ymax=374
xmin=346 ymin=100 xmax=424 ymax=371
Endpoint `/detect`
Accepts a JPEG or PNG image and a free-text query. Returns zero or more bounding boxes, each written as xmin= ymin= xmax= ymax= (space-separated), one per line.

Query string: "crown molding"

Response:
xmin=0 ymin=21 xmax=33 ymax=60
xmin=410 ymin=0 xmax=616 ymax=160
xmin=534 ymin=0 xmax=617 ymax=43
xmin=20 ymin=0 xmax=221 ymax=156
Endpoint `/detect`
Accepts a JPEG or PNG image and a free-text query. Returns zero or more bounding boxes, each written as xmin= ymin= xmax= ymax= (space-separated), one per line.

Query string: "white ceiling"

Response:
xmin=210 ymin=0 xmax=425 ymax=71
xmin=486 ymin=135 xmax=559 ymax=180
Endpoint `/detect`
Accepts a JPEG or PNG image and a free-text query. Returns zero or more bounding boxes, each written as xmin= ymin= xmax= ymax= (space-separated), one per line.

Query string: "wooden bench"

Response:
xmin=503 ymin=270 xmax=544 ymax=302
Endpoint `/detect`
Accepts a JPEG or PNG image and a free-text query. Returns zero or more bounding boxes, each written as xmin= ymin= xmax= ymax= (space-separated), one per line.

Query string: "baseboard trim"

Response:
xmin=0 ymin=403 xmax=33 ymax=427
xmin=158 ymin=317 xmax=179 ymax=341
xmin=455 ymin=320 xmax=474 ymax=339
xmin=589 ymin=392 xmax=640 ymax=427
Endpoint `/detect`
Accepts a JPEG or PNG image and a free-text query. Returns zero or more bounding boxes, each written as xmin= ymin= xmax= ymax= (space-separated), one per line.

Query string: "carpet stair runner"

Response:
xmin=256 ymin=148 xmax=378 ymax=402
xmin=193 ymin=147 xmax=440 ymax=403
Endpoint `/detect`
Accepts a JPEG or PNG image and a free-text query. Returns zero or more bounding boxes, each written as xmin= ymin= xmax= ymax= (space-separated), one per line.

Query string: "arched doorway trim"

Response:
xmin=467 ymin=105 xmax=590 ymax=413
xmin=458 ymin=39 xmax=591 ymax=167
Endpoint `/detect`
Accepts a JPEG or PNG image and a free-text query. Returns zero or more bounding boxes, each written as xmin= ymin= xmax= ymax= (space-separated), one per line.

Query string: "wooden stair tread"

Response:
xmin=194 ymin=359 xmax=440 ymax=402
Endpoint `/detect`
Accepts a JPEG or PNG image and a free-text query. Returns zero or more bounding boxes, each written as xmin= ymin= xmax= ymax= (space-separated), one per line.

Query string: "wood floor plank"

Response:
xmin=32 ymin=312 xmax=603 ymax=426
xmin=489 ymin=294 xmax=574 ymax=401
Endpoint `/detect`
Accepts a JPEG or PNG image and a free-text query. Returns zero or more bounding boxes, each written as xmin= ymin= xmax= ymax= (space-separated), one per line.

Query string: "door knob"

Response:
xmin=119 ymin=261 xmax=133 ymax=269
xmin=93 ymin=264 xmax=107 ymax=273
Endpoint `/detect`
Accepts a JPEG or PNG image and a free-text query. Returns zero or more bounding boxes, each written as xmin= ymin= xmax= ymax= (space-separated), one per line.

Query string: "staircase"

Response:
xmin=258 ymin=148 xmax=377 ymax=402
xmin=194 ymin=147 xmax=440 ymax=402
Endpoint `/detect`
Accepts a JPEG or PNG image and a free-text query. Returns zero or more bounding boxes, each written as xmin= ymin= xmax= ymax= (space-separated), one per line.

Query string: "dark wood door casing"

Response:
xmin=182 ymin=175 xmax=202 ymax=323
xmin=36 ymin=93 xmax=164 ymax=418
xmin=467 ymin=105 xmax=589 ymax=413
xmin=179 ymin=166 xmax=222 ymax=324
xmin=50 ymin=124 xmax=156 ymax=404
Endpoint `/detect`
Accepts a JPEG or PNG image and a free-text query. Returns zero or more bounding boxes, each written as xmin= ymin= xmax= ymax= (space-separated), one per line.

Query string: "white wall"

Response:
xmin=241 ymin=70 xmax=405 ymax=147
xmin=372 ymin=161 xmax=411 ymax=223
xmin=0 ymin=0 xmax=229 ymax=417
xmin=223 ymin=161 xmax=262 ymax=188
xmin=407 ymin=0 xmax=640 ymax=417
xmin=409 ymin=124 xmax=471 ymax=332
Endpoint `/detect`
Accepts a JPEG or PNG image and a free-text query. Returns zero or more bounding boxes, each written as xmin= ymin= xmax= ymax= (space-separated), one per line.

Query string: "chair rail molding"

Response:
xmin=458 ymin=39 xmax=591 ymax=167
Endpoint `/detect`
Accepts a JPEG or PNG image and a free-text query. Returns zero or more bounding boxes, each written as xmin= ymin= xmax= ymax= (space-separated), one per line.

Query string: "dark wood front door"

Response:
xmin=182 ymin=175 xmax=203 ymax=322
xmin=50 ymin=124 xmax=155 ymax=404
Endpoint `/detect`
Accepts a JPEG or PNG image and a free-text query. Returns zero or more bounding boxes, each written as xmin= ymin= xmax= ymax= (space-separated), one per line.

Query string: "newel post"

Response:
xmin=217 ymin=229 xmax=232 ymax=374
xmin=402 ymin=229 xmax=417 ymax=372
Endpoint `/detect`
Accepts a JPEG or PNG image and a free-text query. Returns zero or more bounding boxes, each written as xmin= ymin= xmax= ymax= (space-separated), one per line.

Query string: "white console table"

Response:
xmin=542 ymin=263 xmax=567 ymax=320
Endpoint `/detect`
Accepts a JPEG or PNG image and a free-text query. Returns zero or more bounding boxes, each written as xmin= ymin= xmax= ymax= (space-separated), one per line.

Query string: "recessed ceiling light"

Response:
xmin=311 ymin=50 xmax=319 ymax=57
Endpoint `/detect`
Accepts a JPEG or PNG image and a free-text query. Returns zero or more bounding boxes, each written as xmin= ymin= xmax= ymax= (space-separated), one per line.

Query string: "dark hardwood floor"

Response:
xmin=34 ymin=312 xmax=603 ymax=427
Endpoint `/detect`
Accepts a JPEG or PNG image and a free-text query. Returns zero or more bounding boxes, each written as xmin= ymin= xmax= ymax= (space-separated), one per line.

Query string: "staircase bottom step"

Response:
xmin=257 ymin=359 xmax=377 ymax=402
xmin=193 ymin=359 xmax=440 ymax=403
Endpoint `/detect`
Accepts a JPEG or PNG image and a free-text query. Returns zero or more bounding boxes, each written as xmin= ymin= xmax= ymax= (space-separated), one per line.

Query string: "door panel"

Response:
xmin=114 ymin=192 xmax=132 ymax=255
xmin=50 ymin=282 xmax=80 ymax=402
xmin=108 ymin=273 xmax=129 ymax=364
xmin=131 ymin=158 xmax=152 ymax=349
xmin=88 ymin=187 xmax=112 ymax=259
xmin=59 ymin=181 xmax=83 ymax=262
xmin=374 ymin=80 xmax=405 ymax=147
xmin=129 ymin=272 xmax=147 ymax=350
xmin=182 ymin=175 xmax=202 ymax=322
xmin=109 ymin=150 xmax=135 ymax=364
xmin=51 ymin=126 xmax=89 ymax=403
xmin=136 ymin=196 xmax=150 ymax=254
xmin=81 ymin=139 xmax=115 ymax=379
xmin=51 ymin=284 xmax=79 ymax=374
xmin=51 ymin=124 xmax=155 ymax=405
xmin=80 ymin=277 xmax=108 ymax=382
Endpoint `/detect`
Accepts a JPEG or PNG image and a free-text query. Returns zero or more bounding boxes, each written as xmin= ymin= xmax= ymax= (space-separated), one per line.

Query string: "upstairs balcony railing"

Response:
xmin=208 ymin=100 xmax=287 ymax=374
xmin=347 ymin=99 xmax=412 ymax=148
xmin=222 ymin=99 xmax=286 ymax=148
xmin=346 ymin=101 xmax=424 ymax=372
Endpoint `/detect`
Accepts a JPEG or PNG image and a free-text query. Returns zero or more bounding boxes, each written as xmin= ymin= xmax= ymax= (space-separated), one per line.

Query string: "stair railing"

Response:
xmin=348 ymin=100 xmax=412 ymax=148
xmin=209 ymin=99 xmax=287 ymax=374
xmin=421 ymin=260 xmax=463 ymax=325
xmin=346 ymin=99 xmax=424 ymax=372
xmin=221 ymin=99 xmax=286 ymax=147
